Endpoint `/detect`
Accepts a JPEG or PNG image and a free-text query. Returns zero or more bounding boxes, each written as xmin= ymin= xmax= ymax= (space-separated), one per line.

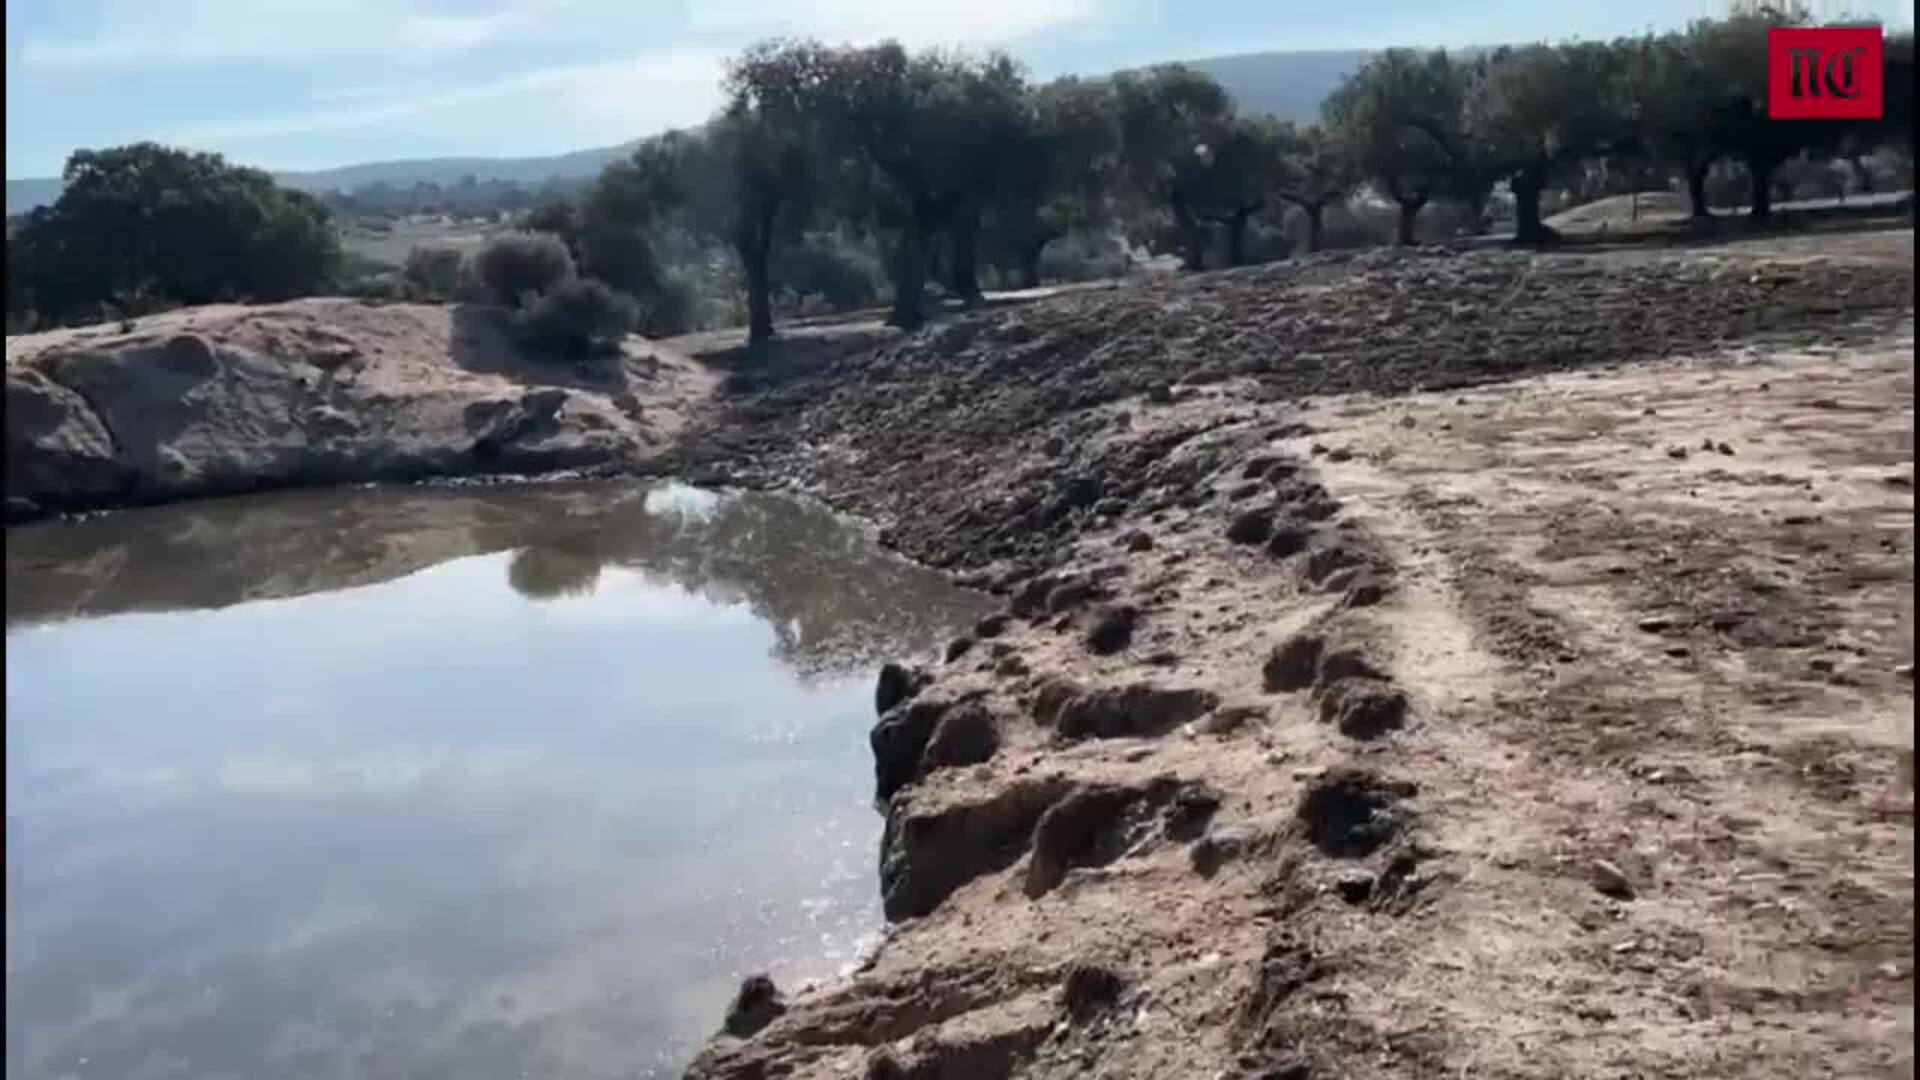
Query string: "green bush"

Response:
xmin=469 ymin=231 xmax=576 ymax=306
xmin=403 ymin=245 xmax=467 ymax=299
xmin=514 ymin=278 xmax=636 ymax=357
xmin=8 ymin=143 xmax=340 ymax=328
xmin=635 ymin=270 xmax=699 ymax=337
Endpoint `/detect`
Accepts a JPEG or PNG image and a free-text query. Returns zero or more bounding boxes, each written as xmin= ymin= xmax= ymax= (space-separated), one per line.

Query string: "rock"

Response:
xmin=1326 ymin=446 xmax=1355 ymax=462
xmin=995 ymin=655 xmax=1030 ymax=677
xmin=1294 ymin=767 xmax=1415 ymax=858
xmin=1227 ymin=481 xmax=1264 ymax=501
xmin=1197 ymin=704 xmax=1267 ymax=735
xmin=1226 ymin=509 xmax=1275 ymax=544
xmin=1590 ymin=858 xmax=1635 ymax=899
xmin=1333 ymin=871 xmax=1376 ymax=905
xmin=1026 ymin=778 xmax=1199 ymax=895
xmin=1667 ymin=445 xmax=1689 ymax=460
xmin=6 ymin=300 xmax=673 ymax=514
xmin=1055 ymin=683 xmax=1221 ymax=739
xmin=1316 ymin=677 xmax=1409 ymax=740
xmin=722 ymin=974 xmax=786 ymax=1038
xmin=1341 ymin=573 xmax=1392 ymax=609
xmin=974 ymin=612 xmax=1011 ymax=639
xmin=1716 ymin=441 xmax=1734 ymax=456
xmin=1265 ymin=524 xmax=1311 ymax=559
xmin=1303 ymin=543 xmax=1368 ymax=585
xmin=1636 ymin=615 xmax=1674 ymax=633
xmin=1263 ymin=633 xmax=1325 ymax=692
xmin=1190 ymin=821 xmax=1265 ymax=877
xmin=1029 ymin=677 xmax=1087 ymax=725
xmin=1061 ymin=963 xmax=1127 ymax=1021
xmin=1122 ymin=530 xmax=1155 ymax=552
xmin=1060 ymin=476 xmax=1103 ymax=510
xmin=875 ymin=662 xmax=928 ymax=716
xmin=872 ymin=698 xmax=950 ymax=800
xmin=922 ymin=704 xmax=1001 ymax=772
xmin=1045 ymin=577 xmax=1106 ymax=614
xmin=944 ymin=636 xmax=975 ymax=663
xmin=1085 ymin=604 xmax=1139 ymax=655
xmin=1315 ymin=646 xmax=1385 ymax=688
xmin=880 ymin=777 xmax=1073 ymax=920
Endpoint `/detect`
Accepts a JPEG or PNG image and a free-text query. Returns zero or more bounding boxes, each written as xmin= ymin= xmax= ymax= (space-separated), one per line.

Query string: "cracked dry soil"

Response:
xmin=678 ymin=232 xmax=1915 ymax=1080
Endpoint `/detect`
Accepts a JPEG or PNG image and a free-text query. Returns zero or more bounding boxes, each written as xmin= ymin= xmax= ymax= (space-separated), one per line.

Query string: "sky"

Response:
xmin=6 ymin=0 xmax=1913 ymax=178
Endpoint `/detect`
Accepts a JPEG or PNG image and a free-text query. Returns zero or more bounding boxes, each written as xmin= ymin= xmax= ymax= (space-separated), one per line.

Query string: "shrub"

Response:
xmin=514 ymin=278 xmax=636 ymax=357
xmin=635 ymin=270 xmax=699 ymax=337
xmin=403 ymin=245 xmax=466 ymax=299
xmin=468 ymin=231 xmax=576 ymax=306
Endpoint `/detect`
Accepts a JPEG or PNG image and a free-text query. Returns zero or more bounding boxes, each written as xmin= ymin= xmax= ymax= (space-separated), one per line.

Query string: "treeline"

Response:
xmin=490 ymin=4 xmax=1913 ymax=343
xmin=5 ymin=4 xmax=1913 ymax=340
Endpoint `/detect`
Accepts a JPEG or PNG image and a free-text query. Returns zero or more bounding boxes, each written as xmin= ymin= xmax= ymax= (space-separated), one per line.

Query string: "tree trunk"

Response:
xmin=1171 ymin=191 xmax=1206 ymax=271
xmin=1747 ymin=157 xmax=1775 ymax=220
xmin=1511 ymin=165 xmax=1549 ymax=245
xmin=1686 ymin=159 xmax=1713 ymax=219
xmin=948 ymin=209 xmax=982 ymax=305
xmin=1223 ymin=206 xmax=1257 ymax=267
xmin=1394 ymin=197 xmax=1425 ymax=246
xmin=889 ymin=212 xmax=932 ymax=330
xmin=1304 ymin=203 xmax=1325 ymax=254
xmin=740 ymin=208 xmax=777 ymax=346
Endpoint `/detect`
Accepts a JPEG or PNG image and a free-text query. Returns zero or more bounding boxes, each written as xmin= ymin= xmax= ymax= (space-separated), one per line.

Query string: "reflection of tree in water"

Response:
xmin=506 ymin=490 xmax=995 ymax=678
xmin=506 ymin=544 xmax=603 ymax=601
xmin=7 ymin=482 xmax=993 ymax=680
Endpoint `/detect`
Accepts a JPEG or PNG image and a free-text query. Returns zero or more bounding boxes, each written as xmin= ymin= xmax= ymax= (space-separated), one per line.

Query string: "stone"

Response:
xmin=1085 ymin=604 xmax=1139 ymax=655
xmin=871 ymin=698 xmax=950 ymax=800
xmin=1226 ymin=509 xmax=1275 ymax=545
xmin=922 ymin=704 xmax=1001 ymax=772
xmin=1055 ymin=683 xmax=1221 ymax=739
xmin=1265 ymin=524 xmax=1311 ymax=559
xmin=1263 ymin=634 xmax=1325 ymax=692
xmin=1590 ymin=858 xmax=1635 ymax=899
xmin=944 ymin=636 xmax=975 ymax=663
xmin=722 ymin=974 xmax=786 ymax=1037
xmin=875 ymin=662 xmax=927 ymax=716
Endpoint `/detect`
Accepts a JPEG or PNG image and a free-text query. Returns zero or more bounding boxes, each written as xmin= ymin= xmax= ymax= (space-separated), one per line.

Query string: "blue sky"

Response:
xmin=6 ymin=0 xmax=1912 ymax=177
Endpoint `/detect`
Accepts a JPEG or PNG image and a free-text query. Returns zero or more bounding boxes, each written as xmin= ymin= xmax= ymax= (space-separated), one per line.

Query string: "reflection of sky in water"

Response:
xmin=5 ymin=496 xmax=974 ymax=1080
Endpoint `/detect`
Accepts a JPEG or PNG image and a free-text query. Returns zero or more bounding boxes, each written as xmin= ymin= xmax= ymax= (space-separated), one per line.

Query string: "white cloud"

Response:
xmin=162 ymin=48 xmax=726 ymax=144
xmin=17 ymin=0 xmax=563 ymax=69
xmin=687 ymin=0 xmax=1102 ymax=46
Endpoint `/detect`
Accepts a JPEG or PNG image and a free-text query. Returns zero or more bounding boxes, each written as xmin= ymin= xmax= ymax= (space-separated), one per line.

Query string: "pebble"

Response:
xmin=1591 ymin=859 xmax=1636 ymax=899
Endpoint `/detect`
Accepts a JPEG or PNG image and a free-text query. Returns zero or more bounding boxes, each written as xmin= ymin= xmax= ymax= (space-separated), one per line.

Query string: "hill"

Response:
xmin=4 ymin=49 xmax=1366 ymax=215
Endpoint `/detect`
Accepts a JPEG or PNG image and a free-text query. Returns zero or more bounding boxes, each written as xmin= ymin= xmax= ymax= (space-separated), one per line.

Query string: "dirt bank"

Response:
xmin=680 ymin=233 xmax=1914 ymax=1078
xmin=4 ymin=298 xmax=714 ymax=521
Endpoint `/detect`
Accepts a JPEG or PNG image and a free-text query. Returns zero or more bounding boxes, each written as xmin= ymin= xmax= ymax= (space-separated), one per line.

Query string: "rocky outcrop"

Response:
xmin=4 ymin=299 xmax=713 ymax=519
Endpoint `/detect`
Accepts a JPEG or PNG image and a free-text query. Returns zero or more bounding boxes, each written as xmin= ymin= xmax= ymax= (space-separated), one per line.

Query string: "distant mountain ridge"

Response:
xmin=5 ymin=49 xmax=1370 ymax=215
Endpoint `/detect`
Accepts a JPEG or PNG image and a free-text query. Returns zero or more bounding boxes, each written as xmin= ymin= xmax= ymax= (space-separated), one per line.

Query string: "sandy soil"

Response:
xmin=680 ymin=230 xmax=1914 ymax=1079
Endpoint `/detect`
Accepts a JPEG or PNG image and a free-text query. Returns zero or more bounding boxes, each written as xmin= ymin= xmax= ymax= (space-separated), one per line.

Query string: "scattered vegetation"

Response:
xmin=6 ymin=4 xmax=1913 ymax=337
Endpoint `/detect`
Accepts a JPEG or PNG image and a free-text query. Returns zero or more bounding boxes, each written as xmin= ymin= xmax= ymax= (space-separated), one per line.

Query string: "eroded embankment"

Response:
xmin=679 ymin=237 xmax=1915 ymax=1080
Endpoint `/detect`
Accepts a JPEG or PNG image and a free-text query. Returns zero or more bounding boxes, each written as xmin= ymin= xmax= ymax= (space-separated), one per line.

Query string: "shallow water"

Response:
xmin=4 ymin=481 xmax=993 ymax=1080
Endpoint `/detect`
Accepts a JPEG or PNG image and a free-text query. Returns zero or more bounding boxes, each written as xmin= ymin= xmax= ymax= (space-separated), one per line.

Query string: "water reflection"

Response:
xmin=5 ymin=482 xmax=993 ymax=1080
xmin=6 ymin=481 xmax=987 ymax=679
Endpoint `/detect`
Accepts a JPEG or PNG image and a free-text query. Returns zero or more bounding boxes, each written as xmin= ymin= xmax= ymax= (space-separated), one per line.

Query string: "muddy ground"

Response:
xmin=678 ymin=228 xmax=1914 ymax=1079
